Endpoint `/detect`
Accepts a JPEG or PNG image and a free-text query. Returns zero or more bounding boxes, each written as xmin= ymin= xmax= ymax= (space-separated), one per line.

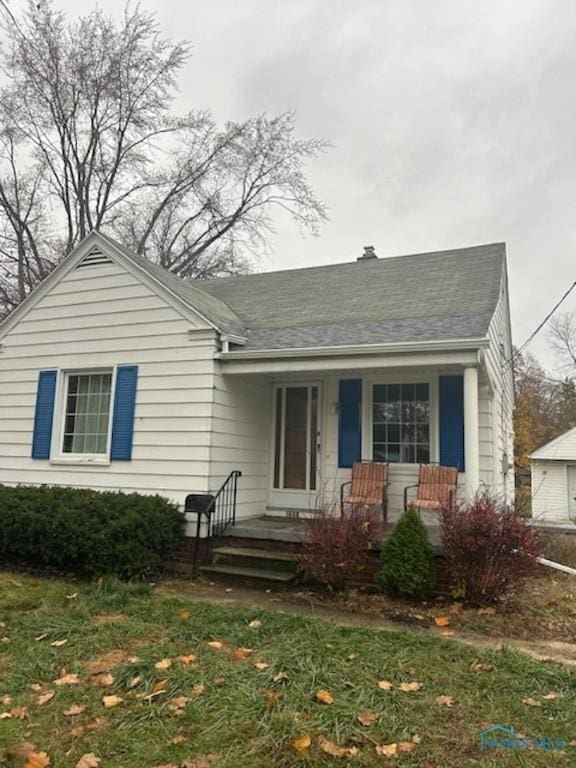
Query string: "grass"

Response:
xmin=0 ymin=572 xmax=575 ymax=767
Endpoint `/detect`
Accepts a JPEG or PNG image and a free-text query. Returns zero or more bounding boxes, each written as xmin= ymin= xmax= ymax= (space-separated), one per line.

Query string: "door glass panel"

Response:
xmin=273 ymin=388 xmax=283 ymax=489
xmin=283 ymin=387 xmax=308 ymax=489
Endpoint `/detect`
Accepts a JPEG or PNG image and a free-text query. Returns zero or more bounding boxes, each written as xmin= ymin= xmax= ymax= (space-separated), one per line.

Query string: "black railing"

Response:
xmin=185 ymin=470 xmax=242 ymax=573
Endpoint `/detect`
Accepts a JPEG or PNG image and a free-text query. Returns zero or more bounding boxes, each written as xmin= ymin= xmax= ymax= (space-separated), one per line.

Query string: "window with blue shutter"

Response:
xmin=32 ymin=370 xmax=58 ymax=459
xmin=110 ymin=365 xmax=138 ymax=461
xmin=338 ymin=379 xmax=362 ymax=468
xmin=439 ymin=375 xmax=465 ymax=471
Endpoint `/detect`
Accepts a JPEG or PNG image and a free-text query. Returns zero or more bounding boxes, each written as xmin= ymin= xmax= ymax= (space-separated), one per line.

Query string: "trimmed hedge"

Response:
xmin=0 ymin=485 xmax=185 ymax=578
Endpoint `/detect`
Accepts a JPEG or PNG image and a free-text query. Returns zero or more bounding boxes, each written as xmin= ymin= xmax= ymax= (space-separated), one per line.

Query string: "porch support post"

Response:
xmin=463 ymin=365 xmax=480 ymax=500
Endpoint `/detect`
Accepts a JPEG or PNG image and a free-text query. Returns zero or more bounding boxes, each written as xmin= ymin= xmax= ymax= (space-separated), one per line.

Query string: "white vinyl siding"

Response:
xmin=531 ymin=461 xmax=570 ymax=521
xmin=0 ymin=258 xmax=217 ymax=518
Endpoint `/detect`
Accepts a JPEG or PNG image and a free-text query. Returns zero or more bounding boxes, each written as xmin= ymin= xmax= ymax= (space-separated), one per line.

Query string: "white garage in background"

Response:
xmin=531 ymin=428 xmax=576 ymax=524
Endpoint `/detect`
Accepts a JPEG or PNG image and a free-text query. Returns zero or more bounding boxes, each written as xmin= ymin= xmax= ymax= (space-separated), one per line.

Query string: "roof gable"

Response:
xmin=0 ymin=231 xmax=244 ymax=343
xmin=531 ymin=426 xmax=576 ymax=461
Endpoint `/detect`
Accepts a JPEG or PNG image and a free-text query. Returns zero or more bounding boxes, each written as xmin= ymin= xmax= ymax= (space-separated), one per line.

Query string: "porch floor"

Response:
xmin=223 ymin=514 xmax=442 ymax=550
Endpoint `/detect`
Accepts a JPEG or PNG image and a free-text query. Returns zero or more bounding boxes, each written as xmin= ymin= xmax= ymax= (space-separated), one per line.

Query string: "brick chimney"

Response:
xmin=357 ymin=245 xmax=377 ymax=261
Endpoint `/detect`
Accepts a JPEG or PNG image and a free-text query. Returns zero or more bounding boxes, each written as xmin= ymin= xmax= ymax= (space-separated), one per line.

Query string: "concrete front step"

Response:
xmin=222 ymin=516 xmax=307 ymax=543
xmin=199 ymin=563 xmax=297 ymax=590
xmin=212 ymin=545 xmax=300 ymax=573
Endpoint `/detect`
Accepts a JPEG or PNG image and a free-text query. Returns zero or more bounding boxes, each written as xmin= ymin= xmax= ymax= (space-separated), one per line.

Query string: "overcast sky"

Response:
xmin=19 ymin=0 xmax=576 ymax=368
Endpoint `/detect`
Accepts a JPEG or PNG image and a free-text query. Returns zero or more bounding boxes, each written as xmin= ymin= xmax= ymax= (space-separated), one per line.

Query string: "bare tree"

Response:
xmin=549 ymin=312 xmax=576 ymax=373
xmin=0 ymin=1 xmax=328 ymax=316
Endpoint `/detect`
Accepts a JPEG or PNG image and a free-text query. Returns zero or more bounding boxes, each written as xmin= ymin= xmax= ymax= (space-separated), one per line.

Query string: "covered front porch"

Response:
xmin=213 ymin=340 xmax=498 ymax=524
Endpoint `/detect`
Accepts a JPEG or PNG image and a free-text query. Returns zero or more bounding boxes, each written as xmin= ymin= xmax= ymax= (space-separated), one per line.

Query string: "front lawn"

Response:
xmin=0 ymin=572 xmax=575 ymax=767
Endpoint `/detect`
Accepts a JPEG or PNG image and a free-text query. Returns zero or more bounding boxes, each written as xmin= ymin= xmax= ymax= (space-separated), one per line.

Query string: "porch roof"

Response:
xmin=199 ymin=242 xmax=505 ymax=351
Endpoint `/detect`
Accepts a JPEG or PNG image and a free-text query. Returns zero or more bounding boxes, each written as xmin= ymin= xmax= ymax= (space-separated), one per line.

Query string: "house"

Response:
xmin=0 ymin=232 xmax=514 ymax=537
xmin=531 ymin=427 xmax=576 ymax=523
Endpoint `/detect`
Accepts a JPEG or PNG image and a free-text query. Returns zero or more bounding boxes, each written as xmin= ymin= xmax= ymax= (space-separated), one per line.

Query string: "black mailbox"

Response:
xmin=184 ymin=493 xmax=214 ymax=515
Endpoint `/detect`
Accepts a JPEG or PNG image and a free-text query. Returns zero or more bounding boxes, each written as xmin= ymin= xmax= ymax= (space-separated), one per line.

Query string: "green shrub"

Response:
xmin=378 ymin=506 xmax=435 ymax=598
xmin=0 ymin=485 xmax=184 ymax=578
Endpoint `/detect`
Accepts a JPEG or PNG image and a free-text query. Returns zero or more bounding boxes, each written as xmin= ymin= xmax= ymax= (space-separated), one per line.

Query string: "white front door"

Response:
xmin=269 ymin=383 xmax=321 ymax=510
xmin=568 ymin=466 xmax=576 ymax=520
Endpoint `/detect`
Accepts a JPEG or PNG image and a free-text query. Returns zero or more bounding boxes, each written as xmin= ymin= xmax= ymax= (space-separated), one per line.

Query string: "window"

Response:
xmin=62 ymin=372 xmax=113 ymax=455
xmin=372 ymin=383 xmax=430 ymax=464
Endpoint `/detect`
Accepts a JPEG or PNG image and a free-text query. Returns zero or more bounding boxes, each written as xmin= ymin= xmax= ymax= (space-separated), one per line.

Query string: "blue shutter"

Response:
xmin=110 ymin=365 xmax=138 ymax=461
xmin=31 ymin=370 xmax=57 ymax=459
xmin=439 ymin=375 xmax=465 ymax=472
xmin=338 ymin=379 xmax=362 ymax=468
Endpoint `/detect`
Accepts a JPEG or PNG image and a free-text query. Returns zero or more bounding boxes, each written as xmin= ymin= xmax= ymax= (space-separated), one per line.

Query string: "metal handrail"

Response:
xmin=188 ymin=470 xmax=242 ymax=572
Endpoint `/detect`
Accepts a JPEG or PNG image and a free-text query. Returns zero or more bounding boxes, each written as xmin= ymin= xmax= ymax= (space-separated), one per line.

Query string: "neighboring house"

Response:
xmin=0 ymin=232 xmax=514 ymax=534
xmin=531 ymin=428 xmax=576 ymax=523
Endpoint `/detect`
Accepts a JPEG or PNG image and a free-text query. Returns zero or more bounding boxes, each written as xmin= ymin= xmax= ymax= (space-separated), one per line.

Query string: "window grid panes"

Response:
xmin=63 ymin=373 xmax=112 ymax=454
xmin=372 ymin=383 xmax=430 ymax=464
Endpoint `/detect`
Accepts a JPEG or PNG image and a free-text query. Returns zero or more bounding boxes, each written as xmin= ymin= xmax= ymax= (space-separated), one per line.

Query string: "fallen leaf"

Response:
xmin=249 ymin=619 xmax=262 ymax=628
xmin=24 ymin=753 xmax=51 ymax=768
xmin=207 ymin=641 xmax=224 ymax=650
xmin=398 ymin=682 xmax=422 ymax=692
xmin=66 ymin=592 xmax=79 ymax=600
xmin=377 ymin=680 xmax=393 ymax=690
xmin=11 ymin=706 xmax=29 ymax=719
xmin=319 ymin=736 xmax=358 ymax=758
xmin=167 ymin=696 xmax=189 ymax=716
xmin=254 ymin=662 xmax=269 ymax=671
xmin=154 ymin=658 xmax=172 ymax=671
xmin=213 ymin=676 xmax=225 ymax=686
xmin=315 ymin=689 xmax=334 ymax=704
xmin=436 ymin=695 xmax=454 ymax=707
xmin=95 ymin=673 xmax=114 ymax=687
xmin=35 ymin=633 xmax=48 ymax=641
xmin=37 ymin=691 xmax=55 ymax=706
xmin=375 ymin=743 xmax=398 ymax=757
xmin=127 ymin=675 xmax=142 ymax=689
xmin=51 ymin=639 xmax=68 ymax=648
xmin=178 ymin=655 xmax=197 ymax=666
xmin=399 ymin=741 xmax=417 ymax=752
xmin=54 ymin=673 xmax=80 ymax=686
xmin=1 ymin=693 xmax=12 ymax=704
xmin=264 ymin=690 xmax=282 ymax=709
xmin=102 ymin=694 xmax=123 ymax=709
xmin=171 ymin=734 xmax=188 ymax=745
xmin=292 ymin=734 xmax=312 ymax=751
xmin=543 ymin=691 xmax=561 ymax=700
xmin=434 ymin=616 xmax=450 ymax=627
xmin=181 ymin=756 xmax=219 ymax=768
xmin=450 ymin=602 xmax=463 ymax=614
xmin=357 ymin=710 xmax=378 ymax=726
xmin=0 ymin=711 xmax=12 ymax=719
xmin=178 ymin=609 xmax=191 ymax=620
xmin=64 ymin=703 xmax=86 ymax=716
xmin=70 ymin=725 xmax=85 ymax=738
xmin=233 ymin=647 xmax=253 ymax=661
xmin=347 ymin=653 xmax=357 ymax=661
xmin=441 ymin=631 xmax=455 ymax=637
xmin=523 ymin=697 xmax=541 ymax=707
xmin=75 ymin=755 xmax=101 ymax=768
xmin=470 ymin=662 xmax=495 ymax=672
xmin=272 ymin=671 xmax=289 ymax=684
xmin=30 ymin=684 xmax=42 ymax=692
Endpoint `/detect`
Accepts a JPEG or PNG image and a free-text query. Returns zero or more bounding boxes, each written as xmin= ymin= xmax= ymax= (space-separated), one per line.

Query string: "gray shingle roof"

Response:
xmin=197 ymin=243 xmax=505 ymax=351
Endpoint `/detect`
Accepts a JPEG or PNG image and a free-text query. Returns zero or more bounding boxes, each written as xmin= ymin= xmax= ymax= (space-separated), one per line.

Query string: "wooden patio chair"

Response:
xmin=340 ymin=461 xmax=389 ymax=523
xmin=404 ymin=464 xmax=458 ymax=513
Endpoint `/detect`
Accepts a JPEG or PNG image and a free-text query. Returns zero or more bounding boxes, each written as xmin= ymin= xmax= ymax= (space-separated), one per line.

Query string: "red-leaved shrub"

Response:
xmin=299 ymin=507 xmax=379 ymax=589
xmin=440 ymin=494 xmax=541 ymax=605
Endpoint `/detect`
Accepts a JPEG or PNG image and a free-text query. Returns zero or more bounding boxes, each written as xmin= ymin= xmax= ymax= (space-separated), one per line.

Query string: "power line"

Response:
xmin=505 ymin=280 xmax=576 ymax=371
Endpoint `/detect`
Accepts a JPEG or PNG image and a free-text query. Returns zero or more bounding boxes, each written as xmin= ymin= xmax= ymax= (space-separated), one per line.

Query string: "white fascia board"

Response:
xmin=218 ymin=348 xmax=483 ymax=376
xmin=217 ymin=337 xmax=489 ymax=361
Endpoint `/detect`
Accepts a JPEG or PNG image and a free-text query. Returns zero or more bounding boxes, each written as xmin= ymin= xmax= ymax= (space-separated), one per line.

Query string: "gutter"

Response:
xmin=216 ymin=336 xmax=490 ymax=361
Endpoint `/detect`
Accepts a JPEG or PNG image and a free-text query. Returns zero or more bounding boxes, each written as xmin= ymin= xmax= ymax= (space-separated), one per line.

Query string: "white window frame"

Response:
xmin=50 ymin=367 xmax=116 ymax=466
xmin=362 ymin=373 xmax=439 ymax=466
